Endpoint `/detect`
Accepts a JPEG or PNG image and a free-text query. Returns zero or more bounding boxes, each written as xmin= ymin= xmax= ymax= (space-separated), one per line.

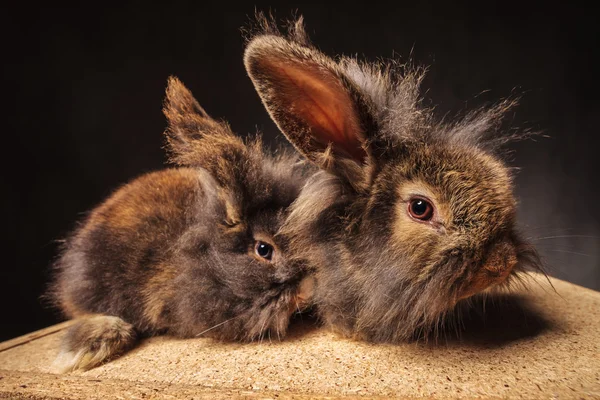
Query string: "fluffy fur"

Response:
xmin=244 ymin=15 xmax=543 ymax=342
xmin=49 ymin=77 xmax=313 ymax=371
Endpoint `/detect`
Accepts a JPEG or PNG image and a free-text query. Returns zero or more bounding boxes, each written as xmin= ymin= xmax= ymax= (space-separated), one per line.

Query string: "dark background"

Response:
xmin=2 ymin=3 xmax=598 ymax=341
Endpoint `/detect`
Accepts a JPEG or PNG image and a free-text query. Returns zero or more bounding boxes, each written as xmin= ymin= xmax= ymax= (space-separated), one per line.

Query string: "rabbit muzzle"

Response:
xmin=458 ymin=241 xmax=517 ymax=300
xmin=287 ymin=275 xmax=315 ymax=316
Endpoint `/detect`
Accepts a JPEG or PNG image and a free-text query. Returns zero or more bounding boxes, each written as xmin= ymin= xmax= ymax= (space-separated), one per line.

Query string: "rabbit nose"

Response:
xmin=483 ymin=242 xmax=518 ymax=278
xmin=457 ymin=242 xmax=517 ymax=301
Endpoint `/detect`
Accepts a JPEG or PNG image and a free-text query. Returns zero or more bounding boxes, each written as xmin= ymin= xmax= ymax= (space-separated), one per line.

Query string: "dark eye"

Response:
xmin=254 ymin=241 xmax=274 ymax=261
xmin=408 ymin=197 xmax=434 ymax=221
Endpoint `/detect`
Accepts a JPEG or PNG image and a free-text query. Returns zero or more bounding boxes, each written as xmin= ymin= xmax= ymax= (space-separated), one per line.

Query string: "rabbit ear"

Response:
xmin=164 ymin=76 xmax=210 ymax=122
xmin=162 ymin=77 xmax=247 ymax=167
xmin=163 ymin=76 xmax=232 ymax=150
xmin=162 ymin=77 xmax=254 ymax=195
xmin=244 ymin=36 xmax=374 ymax=190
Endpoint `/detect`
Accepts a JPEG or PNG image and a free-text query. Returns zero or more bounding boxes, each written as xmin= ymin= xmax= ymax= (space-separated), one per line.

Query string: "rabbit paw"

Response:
xmin=52 ymin=315 xmax=137 ymax=373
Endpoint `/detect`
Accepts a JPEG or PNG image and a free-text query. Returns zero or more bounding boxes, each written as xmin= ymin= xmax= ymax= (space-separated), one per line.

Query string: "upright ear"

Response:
xmin=163 ymin=76 xmax=235 ymax=156
xmin=163 ymin=77 xmax=254 ymax=197
xmin=163 ymin=77 xmax=247 ymax=166
xmin=244 ymin=35 xmax=375 ymax=190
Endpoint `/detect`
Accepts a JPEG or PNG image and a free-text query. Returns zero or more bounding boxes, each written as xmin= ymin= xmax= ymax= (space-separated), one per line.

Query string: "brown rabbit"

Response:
xmin=244 ymin=16 xmax=543 ymax=342
xmin=49 ymin=77 xmax=314 ymax=372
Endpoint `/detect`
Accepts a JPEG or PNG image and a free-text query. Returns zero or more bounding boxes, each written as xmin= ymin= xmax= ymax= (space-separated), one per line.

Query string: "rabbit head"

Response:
xmin=244 ymin=17 xmax=542 ymax=342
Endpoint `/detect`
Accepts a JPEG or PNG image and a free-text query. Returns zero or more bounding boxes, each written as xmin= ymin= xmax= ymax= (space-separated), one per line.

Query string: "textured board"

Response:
xmin=0 ymin=273 xmax=599 ymax=399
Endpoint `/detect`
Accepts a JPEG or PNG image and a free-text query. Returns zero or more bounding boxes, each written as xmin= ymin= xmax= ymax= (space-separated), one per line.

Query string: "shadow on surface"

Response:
xmin=429 ymin=293 xmax=555 ymax=348
xmin=281 ymin=293 xmax=555 ymax=348
xmin=284 ymin=310 xmax=322 ymax=341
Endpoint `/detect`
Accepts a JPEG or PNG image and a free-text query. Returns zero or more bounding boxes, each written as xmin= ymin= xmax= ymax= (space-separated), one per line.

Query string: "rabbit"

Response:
xmin=243 ymin=16 xmax=544 ymax=343
xmin=48 ymin=76 xmax=315 ymax=372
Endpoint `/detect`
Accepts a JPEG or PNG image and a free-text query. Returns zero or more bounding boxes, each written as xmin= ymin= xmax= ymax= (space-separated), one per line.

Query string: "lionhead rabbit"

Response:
xmin=244 ymin=17 xmax=543 ymax=342
xmin=49 ymin=77 xmax=313 ymax=372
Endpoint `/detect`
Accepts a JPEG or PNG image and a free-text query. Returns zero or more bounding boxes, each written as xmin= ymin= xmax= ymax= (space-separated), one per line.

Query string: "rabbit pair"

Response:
xmin=51 ymin=16 xmax=542 ymax=372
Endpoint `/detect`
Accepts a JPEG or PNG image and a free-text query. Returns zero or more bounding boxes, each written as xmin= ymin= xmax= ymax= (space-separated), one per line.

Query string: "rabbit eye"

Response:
xmin=254 ymin=241 xmax=274 ymax=261
xmin=408 ymin=198 xmax=434 ymax=221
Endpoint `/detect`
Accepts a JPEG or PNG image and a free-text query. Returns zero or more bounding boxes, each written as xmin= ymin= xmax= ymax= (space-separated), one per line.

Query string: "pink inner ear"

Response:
xmin=271 ymin=61 xmax=367 ymax=163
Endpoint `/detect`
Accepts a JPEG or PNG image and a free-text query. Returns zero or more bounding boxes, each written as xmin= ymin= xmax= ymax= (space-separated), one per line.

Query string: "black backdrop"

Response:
xmin=2 ymin=3 xmax=599 ymax=341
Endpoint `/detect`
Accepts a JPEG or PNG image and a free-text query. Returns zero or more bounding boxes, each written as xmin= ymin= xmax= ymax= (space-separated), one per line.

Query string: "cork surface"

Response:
xmin=0 ymin=273 xmax=599 ymax=399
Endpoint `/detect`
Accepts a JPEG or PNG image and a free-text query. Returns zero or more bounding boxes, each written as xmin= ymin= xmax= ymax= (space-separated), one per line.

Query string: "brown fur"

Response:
xmin=49 ymin=77 xmax=313 ymax=371
xmin=52 ymin=315 xmax=137 ymax=372
xmin=244 ymin=15 xmax=543 ymax=342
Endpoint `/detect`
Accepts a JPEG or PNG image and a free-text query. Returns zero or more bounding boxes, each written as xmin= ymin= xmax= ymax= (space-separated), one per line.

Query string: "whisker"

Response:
xmin=482 ymin=291 xmax=488 ymax=314
xmin=294 ymin=296 xmax=302 ymax=316
xmin=513 ymin=274 xmax=530 ymax=292
xmin=545 ymin=249 xmax=593 ymax=257
xmin=534 ymin=241 xmax=592 ymax=249
xmin=522 ymin=268 xmax=560 ymax=297
xmin=522 ymin=226 xmax=578 ymax=236
xmin=533 ymin=235 xmax=600 ymax=241
xmin=195 ymin=316 xmax=239 ymax=337
xmin=267 ymin=325 xmax=272 ymax=344
xmin=276 ymin=323 xmax=281 ymax=342
xmin=259 ymin=314 xmax=270 ymax=344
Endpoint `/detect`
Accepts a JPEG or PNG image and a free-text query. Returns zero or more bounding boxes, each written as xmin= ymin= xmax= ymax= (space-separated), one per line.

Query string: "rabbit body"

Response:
xmin=244 ymin=16 xmax=542 ymax=342
xmin=50 ymin=78 xmax=312 ymax=371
